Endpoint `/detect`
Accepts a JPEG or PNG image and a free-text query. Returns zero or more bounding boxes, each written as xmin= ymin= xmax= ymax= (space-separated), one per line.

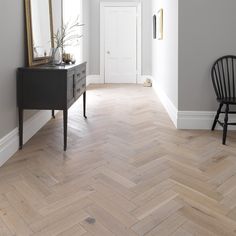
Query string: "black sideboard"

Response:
xmin=17 ymin=62 xmax=87 ymax=151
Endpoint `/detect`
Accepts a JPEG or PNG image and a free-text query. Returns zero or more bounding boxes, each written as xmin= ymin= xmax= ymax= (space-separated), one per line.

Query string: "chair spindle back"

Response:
xmin=211 ymin=55 xmax=236 ymax=100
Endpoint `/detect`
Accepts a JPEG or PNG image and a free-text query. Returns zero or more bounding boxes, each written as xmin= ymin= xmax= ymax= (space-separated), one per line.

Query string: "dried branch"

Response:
xmin=53 ymin=16 xmax=84 ymax=50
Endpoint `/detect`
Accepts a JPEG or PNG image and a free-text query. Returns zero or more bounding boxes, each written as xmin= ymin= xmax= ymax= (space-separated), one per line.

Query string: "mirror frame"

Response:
xmin=25 ymin=0 xmax=54 ymax=66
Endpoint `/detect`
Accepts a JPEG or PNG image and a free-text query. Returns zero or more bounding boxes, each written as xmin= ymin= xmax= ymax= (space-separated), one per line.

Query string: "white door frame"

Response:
xmin=100 ymin=2 xmax=142 ymax=83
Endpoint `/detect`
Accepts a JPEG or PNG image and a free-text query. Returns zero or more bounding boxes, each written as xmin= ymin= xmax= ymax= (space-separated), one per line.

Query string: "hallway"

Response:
xmin=1 ymin=85 xmax=236 ymax=235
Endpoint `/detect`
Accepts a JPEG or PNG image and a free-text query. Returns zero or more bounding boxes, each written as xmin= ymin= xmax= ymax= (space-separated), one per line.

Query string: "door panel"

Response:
xmin=105 ymin=7 xmax=137 ymax=83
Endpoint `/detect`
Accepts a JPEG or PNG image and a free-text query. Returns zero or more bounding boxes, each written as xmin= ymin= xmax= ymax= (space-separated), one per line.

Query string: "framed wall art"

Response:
xmin=157 ymin=9 xmax=163 ymax=40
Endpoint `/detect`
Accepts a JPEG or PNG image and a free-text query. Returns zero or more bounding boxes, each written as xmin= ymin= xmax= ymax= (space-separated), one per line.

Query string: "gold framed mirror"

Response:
xmin=25 ymin=0 xmax=54 ymax=66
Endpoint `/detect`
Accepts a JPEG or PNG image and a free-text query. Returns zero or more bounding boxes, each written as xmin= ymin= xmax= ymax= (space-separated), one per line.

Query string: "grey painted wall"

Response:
xmin=0 ymin=1 xmax=62 ymax=140
xmin=179 ymin=0 xmax=236 ymax=111
xmin=0 ymin=1 xmax=25 ymax=139
xmin=152 ymin=0 xmax=179 ymax=108
xmin=89 ymin=0 xmax=152 ymax=75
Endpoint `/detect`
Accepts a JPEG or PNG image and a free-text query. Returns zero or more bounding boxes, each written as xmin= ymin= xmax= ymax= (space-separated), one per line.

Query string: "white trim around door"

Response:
xmin=100 ymin=2 xmax=142 ymax=84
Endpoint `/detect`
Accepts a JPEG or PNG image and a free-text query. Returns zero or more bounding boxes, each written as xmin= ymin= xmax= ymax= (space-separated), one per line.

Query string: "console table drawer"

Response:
xmin=67 ymin=73 xmax=74 ymax=103
xmin=75 ymin=65 xmax=86 ymax=82
xmin=75 ymin=77 xmax=86 ymax=99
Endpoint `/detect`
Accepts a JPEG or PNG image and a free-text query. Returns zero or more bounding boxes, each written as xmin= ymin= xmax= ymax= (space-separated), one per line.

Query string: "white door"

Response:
xmin=104 ymin=6 xmax=137 ymax=83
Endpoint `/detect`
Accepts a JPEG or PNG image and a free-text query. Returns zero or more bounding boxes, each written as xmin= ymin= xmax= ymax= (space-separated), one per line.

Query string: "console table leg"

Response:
xmin=19 ymin=108 xmax=23 ymax=150
xmin=52 ymin=110 xmax=55 ymax=119
xmin=63 ymin=109 xmax=68 ymax=151
xmin=83 ymin=91 xmax=87 ymax=119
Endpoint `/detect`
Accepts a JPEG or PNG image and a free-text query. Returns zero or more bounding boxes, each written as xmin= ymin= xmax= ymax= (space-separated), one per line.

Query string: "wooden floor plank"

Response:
xmin=0 ymin=84 xmax=236 ymax=235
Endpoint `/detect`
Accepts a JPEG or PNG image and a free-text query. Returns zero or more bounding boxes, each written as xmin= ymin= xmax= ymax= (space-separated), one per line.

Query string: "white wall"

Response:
xmin=152 ymin=0 xmax=179 ymax=110
xmin=52 ymin=0 xmax=62 ymax=33
xmin=89 ymin=0 xmax=152 ymax=76
xmin=82 ymin=0 xmax=90 ymax=73
xmin=63 ymin=0 xmax=90 ymax=69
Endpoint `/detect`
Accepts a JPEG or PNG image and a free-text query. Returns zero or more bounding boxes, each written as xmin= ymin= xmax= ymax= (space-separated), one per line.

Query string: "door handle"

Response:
xmin=107 ymin=51 xmax=111 ymax=54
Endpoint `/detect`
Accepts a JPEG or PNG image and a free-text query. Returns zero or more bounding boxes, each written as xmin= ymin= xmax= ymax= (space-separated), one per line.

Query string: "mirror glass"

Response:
xmin=25 ymin=0 xmax=54 ymax=66
xmin=30 ymin=0 xmax=52 ymax=58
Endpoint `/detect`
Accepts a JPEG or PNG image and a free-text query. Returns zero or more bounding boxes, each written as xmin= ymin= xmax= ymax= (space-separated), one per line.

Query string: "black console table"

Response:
xmin=17 ymin=62 xmax=87 ymax=151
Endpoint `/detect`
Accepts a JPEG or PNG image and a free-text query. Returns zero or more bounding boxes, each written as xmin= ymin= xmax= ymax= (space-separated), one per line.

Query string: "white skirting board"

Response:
xmin=152 ymin=80 xmax=178 ymax=128
xmin=177 ymin=111 xmax=236 ymax=130
xmin=86 ymin=75 xmax=103 ymax=85
xmin=152 ymin=79 xmax=236 ymax=130
xmin=177 ymin=111 xmax=215 ymax=130
xmin=87 ymin=75 xmax=153 ymax=85
xmin=0 ymin=110 xmax=57 ymax=167
xmin=137 ymin=75 xmax=153 ymax=84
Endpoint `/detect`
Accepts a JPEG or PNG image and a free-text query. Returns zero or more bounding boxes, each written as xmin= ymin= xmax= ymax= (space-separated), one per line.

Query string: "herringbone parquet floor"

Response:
xmin=1 ymin=84 xmax=236 ymax=235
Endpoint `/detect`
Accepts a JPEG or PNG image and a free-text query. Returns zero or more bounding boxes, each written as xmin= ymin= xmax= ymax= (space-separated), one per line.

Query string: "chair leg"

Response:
xmin=223 ymin=104 xmax=229 ymax=145
xmin=212 ymin=103 xmax=223 ymax=131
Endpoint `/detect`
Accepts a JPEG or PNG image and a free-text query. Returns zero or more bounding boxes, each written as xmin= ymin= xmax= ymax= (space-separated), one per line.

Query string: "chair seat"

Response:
xmin=217 ymin=98 xmax=236 ymax=104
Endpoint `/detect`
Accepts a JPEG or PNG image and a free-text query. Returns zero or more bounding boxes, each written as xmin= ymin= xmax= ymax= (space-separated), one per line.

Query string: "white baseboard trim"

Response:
xmin=177 ymin=111 xmax=236 ymax=130
xmin=0 ymin=129 xmax=18 ymax=167
xmin=87 ymin=74 xmax=153 ymax=85
xmin=151 ymin=78 xmax=236 ymax=130
xmin=177 ymin=111 xmax=215 ymax=130
xmin=152 ymin=80 xmax=178 ymax=128
xmin=87 ymin=76 xmax=234 ymax=131
xmin=137 ymin=75 xmax=152 ymax=84
xmin=87 ymin=75 xmax=103 ymax=85
xmin=0 ymin=110 xmax=56 ymax=167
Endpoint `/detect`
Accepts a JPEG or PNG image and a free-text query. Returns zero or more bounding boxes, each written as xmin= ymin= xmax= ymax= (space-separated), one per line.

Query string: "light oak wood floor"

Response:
xmin=1 ymin=84 xmax=236 ymax=236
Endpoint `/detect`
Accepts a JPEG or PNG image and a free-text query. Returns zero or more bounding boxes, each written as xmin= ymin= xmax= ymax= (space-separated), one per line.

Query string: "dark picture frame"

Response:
xmin=153 ymin=14 xmax=157 ymax=39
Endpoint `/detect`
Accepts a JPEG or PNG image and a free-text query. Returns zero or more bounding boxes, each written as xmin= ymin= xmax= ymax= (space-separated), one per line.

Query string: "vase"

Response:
xmin=50 ymin=47 xmax=62 ymax=65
